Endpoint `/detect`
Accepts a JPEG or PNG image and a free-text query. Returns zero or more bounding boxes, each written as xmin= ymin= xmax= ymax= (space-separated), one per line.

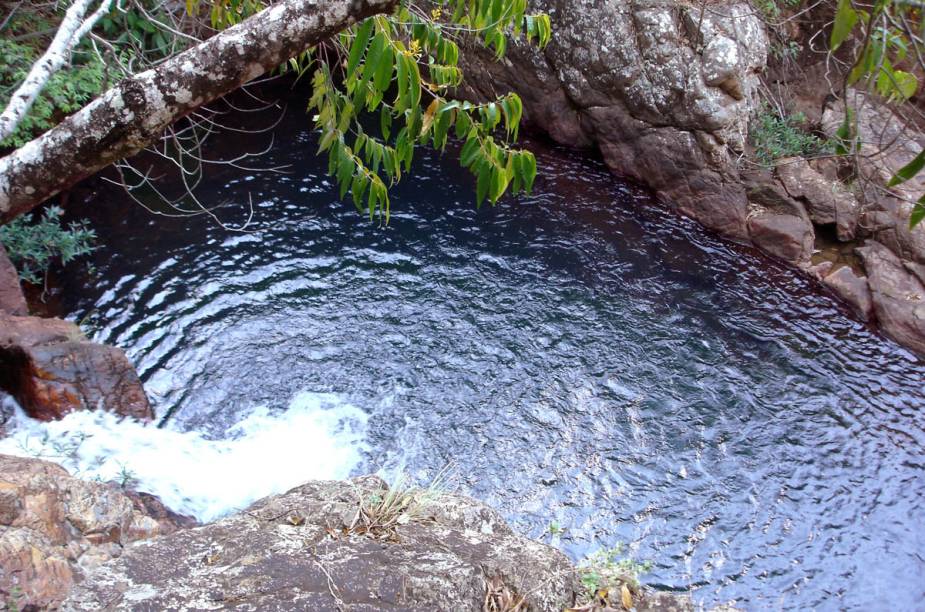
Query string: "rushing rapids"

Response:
xmin=1 ymin=108 xmax=923 ymax=609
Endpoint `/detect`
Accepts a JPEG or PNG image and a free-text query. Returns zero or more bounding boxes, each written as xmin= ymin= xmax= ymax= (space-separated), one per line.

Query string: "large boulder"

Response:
xmin=776 ymin=157 xmax=860 ymax=241
xmin=0 ymin=454 xmax=193 ymax=610
xmin=0 ymin=244 xmax=27 ymax=316
xmin=856 ymin=241 xmax=925 ymax=354
xmin=0 ymin=313 xmax=153 ymax=421
xmin=744 ymin=179 xmax=815 ymax=265
xmin=455 ymin=0 xmax=768 ymax=241
xmin=822 ymin=265 xmax=874 ymax=321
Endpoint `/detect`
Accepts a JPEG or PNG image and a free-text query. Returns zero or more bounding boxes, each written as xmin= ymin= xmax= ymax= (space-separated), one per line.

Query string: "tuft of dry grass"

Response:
xmin=347 ymin=466 xmax=453 ymax=541
xmin=482 ymin=575 xmax=527 ymax=612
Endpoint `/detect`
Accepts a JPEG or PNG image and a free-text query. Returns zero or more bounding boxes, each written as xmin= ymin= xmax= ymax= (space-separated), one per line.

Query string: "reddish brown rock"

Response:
xmin=776 ymin=157 xmax=860 ymax=241
xmin=0 ymin=313 xmax=153 ymax=422
xmin=0 ymin=243 xmax=27 ymax=316
xmin=745 ymin=181 xmax=815 ymax=265
xmin=857 ymin=241 xmax=925 ymax=354
xmin=823 ymin=265 xmax=874 ymax=321
xmin=0 ymin=454 xmax=192 ymax=609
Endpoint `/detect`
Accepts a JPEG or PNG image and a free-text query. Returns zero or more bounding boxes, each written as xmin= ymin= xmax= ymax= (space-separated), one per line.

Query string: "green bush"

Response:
xmin=750 ymin=107 xmax=833 ymax=168
xmin=0 ymin=206 xmax=97 ymax=284
xmin=0 ymin=18 xmax=106 ymax=148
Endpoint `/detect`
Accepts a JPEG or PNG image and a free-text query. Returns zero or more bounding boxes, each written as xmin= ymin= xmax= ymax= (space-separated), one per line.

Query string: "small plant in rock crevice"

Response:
xmin=482 ymin=575 xmax=527 ymax=612
xmin=0 ymin=205 xmax=97 ymax=285
xmin=570 ymin=543 xmax=654 ymax=611
xmin=749 ymin=106 xmax=834 ymax=168
xmin=752 ymin=0 xmax=800 ymax=21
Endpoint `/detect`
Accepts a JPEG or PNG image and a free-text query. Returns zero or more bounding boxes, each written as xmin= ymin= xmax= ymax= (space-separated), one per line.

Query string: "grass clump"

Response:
xmin=753 ymin=0 xmax=800 ymax=21
xmin=0 ymin=205 xmax=97 ymax=285
xmin=750 ymin=106 xmax=834 ymax=168
xmin=347 ymin=468 xmax=452 ymax=541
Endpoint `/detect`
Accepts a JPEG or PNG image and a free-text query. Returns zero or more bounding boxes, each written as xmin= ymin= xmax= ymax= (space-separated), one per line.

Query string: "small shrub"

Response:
xmin=0 ymin=39 xmax=105 ymax=148
xmin=0 ymin=206 xmax=97 ymax=284
xmin=578 ymin=543 xmax=653 ymax=600
xmin=750 ymin=106 xmax=833 ymax=168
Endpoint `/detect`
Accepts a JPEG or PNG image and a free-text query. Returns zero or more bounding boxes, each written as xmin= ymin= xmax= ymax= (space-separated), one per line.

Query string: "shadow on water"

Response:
xmin=51 ymin=98 xmax=925 ymax=610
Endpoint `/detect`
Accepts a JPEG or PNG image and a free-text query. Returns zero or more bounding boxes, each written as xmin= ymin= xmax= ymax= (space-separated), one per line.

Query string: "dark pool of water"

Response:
xmin=57 ymin=105 xmax=925 ymax=610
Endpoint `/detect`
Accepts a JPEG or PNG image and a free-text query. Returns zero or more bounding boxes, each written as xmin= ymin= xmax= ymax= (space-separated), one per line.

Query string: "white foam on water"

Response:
xmin=0 ymin=391 xmax=368 ymax=522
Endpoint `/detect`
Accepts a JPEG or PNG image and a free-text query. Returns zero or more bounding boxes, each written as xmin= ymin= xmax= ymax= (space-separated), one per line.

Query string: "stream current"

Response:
xmin=2 ymin=107 xmax=923 ymax=610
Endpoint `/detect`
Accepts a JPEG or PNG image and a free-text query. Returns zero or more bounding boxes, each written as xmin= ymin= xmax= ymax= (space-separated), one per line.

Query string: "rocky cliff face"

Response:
xmin=455 ymin=0 xmax=925 ymax=356
xmin=457 ymin=0 xmax=768 ymax=241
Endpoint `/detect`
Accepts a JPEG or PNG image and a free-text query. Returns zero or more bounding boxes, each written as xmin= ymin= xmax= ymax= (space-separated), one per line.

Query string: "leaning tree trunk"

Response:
xmin=0 ymin=0 xmax=397 ymax=224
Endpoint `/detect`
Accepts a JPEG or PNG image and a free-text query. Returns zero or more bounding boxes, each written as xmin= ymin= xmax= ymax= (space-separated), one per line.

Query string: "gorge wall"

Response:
xmin=455 ymin=0 xmax=925 ymax=356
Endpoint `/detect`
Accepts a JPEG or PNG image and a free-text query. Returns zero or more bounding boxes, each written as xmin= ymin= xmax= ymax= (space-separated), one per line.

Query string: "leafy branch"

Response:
xmin=306 ymin=0 xmax=550 ymax=222
xmin=828 ymin=0 xmax=925 ymax=226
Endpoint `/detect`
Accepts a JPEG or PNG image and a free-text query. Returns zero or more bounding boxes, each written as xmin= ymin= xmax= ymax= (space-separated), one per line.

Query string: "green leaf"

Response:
xmin=521 ymin=151 xmax=537 ymax=194
xmin=911 ymin=195 xmax=925 ymax=228
xmin=834 ymin=107 xmax=854 ymax=156
xmin=373 ymin=44 xmax=394 ymax=93
xmin=395 ymin=52 xmax=409 ymax=110
xmin=888 ymin=149 xmax=925 ymax=187
xmin=347 ymin=18 xmax=374 ymax=77
xmin=891 ymin=70 xmax=918 ymax=101
xmin=407 ymin=55 xmax=422 ymax=110
xmin=476 ymin=161 xmax=490 ymax=206
xmin=381 ymin=105 xmax=392 ymax=141
xmin=831 ymin=0 xmax=858 ymax=49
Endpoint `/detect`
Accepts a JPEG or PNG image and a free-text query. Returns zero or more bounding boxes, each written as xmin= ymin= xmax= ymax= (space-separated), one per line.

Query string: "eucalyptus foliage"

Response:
xmin=304 ymin=1 xmax=550 ymax=222
xmin=181 ymin=0 xmax=549 ymax=221
xmin=828 ymin=0 xmax=925 ymax=226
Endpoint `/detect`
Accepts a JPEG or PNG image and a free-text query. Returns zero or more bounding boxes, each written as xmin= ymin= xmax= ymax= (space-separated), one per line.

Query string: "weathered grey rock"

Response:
xmin=857 ymin=241 xmax=925 ymax=353
xmin=0 ymin=243 xmax=27 ymax=316
xmin=823 ymin=265 xmax=873 ymax=321
xmin=776 ymin=157 xmax=859 ymax=240
xmin=65 ymin=476 xmax=581 ymax=611
xmin=0 ymin=454 xmax=191 ymax=610
xmin=455 ymin=0 xmax=768 ymax=241
xmin=0 ymin=313 xmax=153 ymax=422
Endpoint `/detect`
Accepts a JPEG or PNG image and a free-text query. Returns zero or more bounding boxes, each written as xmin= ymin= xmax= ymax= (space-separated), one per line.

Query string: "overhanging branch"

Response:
xmin=0 ymin=0 xmax=398 ymax=224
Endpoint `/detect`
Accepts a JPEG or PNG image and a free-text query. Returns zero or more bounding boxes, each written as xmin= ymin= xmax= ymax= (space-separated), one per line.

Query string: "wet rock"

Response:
xmin=776 ymin=157 xmax=859 ymax=240
xmin=857 ymin=241 xmax=925 ymax=353
xmin=0 ymin=313 xmax=153 ymax=422
xmin=823 ymin=265 xmax=873 ymax=321
xmin=0 ymin=243 xmax=27 ymax=316
xmin=0 ymin=454 xmax=190 ymax=609
xmin=748 ymin=212 xmax=815 ymax=264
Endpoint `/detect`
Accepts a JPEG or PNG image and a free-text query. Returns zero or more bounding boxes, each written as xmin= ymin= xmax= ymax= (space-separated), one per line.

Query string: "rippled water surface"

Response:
xmin=52 ymin=108 xmax=925 ymax=610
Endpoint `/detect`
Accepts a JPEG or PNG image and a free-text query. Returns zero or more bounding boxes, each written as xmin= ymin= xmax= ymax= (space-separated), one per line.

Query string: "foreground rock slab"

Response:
xmin=66 ymin=476 xmax=581 ymax=610
xmin=0 ymin=313 xmax=153 ymax=421
xmin=0 ymin=454 xmax=193 ymax=609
